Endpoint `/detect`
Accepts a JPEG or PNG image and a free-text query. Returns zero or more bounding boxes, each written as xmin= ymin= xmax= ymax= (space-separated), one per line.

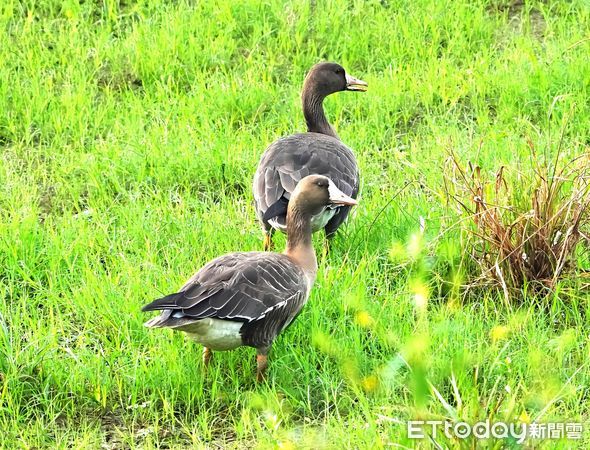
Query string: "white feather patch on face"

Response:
xmin=327 ymin=180 xmax=350 ymax=204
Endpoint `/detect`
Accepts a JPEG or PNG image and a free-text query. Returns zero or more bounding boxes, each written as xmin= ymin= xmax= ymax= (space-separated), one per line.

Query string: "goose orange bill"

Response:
xmin=345 ymin=74 xmax=368 ymax=92
xmin=328 ymin=181 xmax=358 ymax=206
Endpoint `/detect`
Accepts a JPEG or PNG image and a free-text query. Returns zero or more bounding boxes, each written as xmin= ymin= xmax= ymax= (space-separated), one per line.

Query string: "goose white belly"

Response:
xmin=269 ymin=207 xmax=337 ymax=233
xmin=310 ymin=207 xmax=337 ymax=231
xmin=179 ymin=317 xmax=243 ymax=351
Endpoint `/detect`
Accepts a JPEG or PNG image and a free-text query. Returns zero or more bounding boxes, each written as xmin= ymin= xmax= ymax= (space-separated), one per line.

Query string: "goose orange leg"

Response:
xmin=322 ymin=237 xmax=331 ymax=257
xmin=256 ymin=351 xmax=269 ymax=382
xmin=202 ymin=347 xmax=212 ymax=366
xmin=263 ymin=231 xmax=275 ymax=252
xmin=322 ymin=229 xmax=336 ymax=258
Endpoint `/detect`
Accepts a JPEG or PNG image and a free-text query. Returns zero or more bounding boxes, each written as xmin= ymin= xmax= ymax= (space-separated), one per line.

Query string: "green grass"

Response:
xmin=1 ymin=0 xmax=589 ymax=448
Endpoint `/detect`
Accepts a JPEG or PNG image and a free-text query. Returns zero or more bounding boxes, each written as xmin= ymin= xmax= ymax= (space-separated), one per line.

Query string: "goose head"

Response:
xmin=284 ymin=175 xmax=358 ymax=273
xmin=303 ymin=62 xmax=368 ymax=97
xmin=289 ymin=175 xmax=357 ymax=218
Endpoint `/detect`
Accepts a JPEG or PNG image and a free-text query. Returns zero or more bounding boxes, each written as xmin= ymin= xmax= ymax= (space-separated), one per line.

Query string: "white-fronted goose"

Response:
xmin=253 ymin=62 xmax=367 ymax=250
xmin=142 ymin=175 xmax=358 ymax=381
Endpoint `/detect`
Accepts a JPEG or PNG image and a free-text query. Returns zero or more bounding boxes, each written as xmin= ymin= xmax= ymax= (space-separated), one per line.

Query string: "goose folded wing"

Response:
xmin=144 ymin=253 xmax=307 ymax=323
xmin=257 ymin=135 xmax=359 ymax=214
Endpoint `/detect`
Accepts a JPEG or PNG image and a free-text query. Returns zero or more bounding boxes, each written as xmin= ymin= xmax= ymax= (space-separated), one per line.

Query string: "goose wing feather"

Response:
xmin=253 ymin=133 xmax=359 ymax=225
xmin=142 ymin=252 xmax=308 ymax=323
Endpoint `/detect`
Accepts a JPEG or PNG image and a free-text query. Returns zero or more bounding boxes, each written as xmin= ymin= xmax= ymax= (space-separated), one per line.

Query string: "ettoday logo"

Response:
xmin=407 ymin=420 xmax=583 ymax=443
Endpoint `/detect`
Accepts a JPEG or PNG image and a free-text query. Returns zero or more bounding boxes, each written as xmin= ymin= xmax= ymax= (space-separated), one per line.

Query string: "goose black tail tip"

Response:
xmin=262 ymin=197 xmax=289 ymax=224
xmin=141 ymin=292 xmax=182 ymax=312
xmin=141 ymin=302 xmax=158 ymax=312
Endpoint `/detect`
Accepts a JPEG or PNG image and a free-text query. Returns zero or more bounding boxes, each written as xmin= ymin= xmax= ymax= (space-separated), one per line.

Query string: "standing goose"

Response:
xmin=253 ymin=62 xmax=367 ymax=251
xmin=142 ymin=175 xmax=357 ymax=381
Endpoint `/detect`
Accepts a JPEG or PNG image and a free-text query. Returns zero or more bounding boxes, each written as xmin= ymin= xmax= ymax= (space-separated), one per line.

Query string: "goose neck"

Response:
xmin=284 ymin=207 xmax=317 ymax=277
xmin=302 ymin=89 xmax=339 ymax=139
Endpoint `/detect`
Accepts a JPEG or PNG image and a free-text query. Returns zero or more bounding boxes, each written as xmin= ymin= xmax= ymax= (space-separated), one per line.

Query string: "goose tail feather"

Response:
xmin=144 ymin=314 xmax=170 ymax=328
xmin=141 ymin=292 xmax=182 ymax=312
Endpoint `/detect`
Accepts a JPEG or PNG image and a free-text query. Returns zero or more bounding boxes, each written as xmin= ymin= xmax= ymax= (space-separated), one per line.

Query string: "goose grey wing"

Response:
xmin=143 ymin=252 xmax=308 ymax=323
xmin=253 ymin=133 xmax=359 ymax=223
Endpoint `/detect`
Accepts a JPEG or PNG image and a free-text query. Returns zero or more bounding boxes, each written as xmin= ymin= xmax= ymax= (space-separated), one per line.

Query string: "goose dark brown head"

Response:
xmin=303 ymin=62 xmax=368 ymax=97
xmin=302 ymin=63 xmax=367 ymax=138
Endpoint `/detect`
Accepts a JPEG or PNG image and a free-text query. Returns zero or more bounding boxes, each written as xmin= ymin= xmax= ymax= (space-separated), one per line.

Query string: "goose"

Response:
xmin=142 ymin=175 xmax=358 ymax=381
xmin=253 ymin=62 xmax=367 ymax=251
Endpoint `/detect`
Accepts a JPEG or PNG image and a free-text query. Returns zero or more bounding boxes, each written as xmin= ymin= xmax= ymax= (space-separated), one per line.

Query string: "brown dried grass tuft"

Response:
xmin=444 ymin=141 xmax=590 ymax=301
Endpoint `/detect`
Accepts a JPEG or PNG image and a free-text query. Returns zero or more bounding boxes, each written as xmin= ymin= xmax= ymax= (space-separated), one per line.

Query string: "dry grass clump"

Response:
xmin=444 ymin=141 xmax=590 ymax=301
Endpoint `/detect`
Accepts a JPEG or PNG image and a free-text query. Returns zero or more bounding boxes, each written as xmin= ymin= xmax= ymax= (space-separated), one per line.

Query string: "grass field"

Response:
xmin=1 ymin=0 xmax=590 ymax=448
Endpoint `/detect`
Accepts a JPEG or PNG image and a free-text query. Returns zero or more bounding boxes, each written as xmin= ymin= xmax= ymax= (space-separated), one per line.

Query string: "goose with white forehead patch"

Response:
xmin=142 ymin=175 xmax=358 ymax=381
